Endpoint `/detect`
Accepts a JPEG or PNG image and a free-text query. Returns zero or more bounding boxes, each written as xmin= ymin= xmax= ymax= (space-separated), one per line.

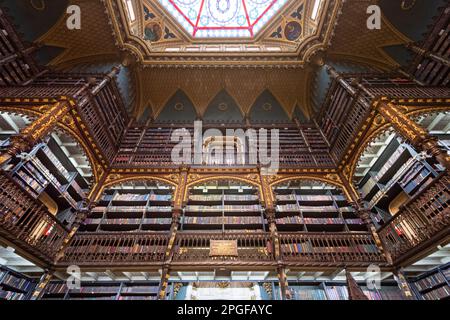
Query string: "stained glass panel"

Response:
xmin=158 ymin=0 xmax=288 ymax=38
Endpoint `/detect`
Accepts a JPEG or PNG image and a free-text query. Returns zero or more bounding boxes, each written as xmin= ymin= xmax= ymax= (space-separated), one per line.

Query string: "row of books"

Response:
xmin=189 ymin=195 xmax=258 ymax=201
xmin=111 ymin=193 xmax=172 ymax=202
xmin=422 ymin=286 xmax=450 ymax=300
xmin=0 ymin=273 xmax=34 ymax=292
xmin=290 ymin=288 xmax=327 ymax=300
xmin=70 ymin=286 xmax=119 ymax=294
xmin=69 ymin=245 xmax=167 ymax=255
xmin=276 ymin=195 xmax=345 ymax=202
xmin=182 ymin=216 xmax=263 ymax=225
xmin=121 ymin=286 xmax=158 ymax=294
xmin=281 ymin=243 xmax=378 ymax=254
xmin=42 ymin=145 xmax=71 ymax=181
xmin=325 ymin=286 xmax=349 ymax=300
xmin=276 ymin=217 xmax=345 ymax=225
xmin=93 ymin=206 xmax=172 ymax=213
xmin=413 ymin=272 xmax=447 ymax=292
xmin=85 ymin=218 xmax=173 ymax=225
xmin=276 ymin=217 xmax=364 ymax=225
xmin=368 ymin=158 xmax=416 ymax=208
xmin=373 ymin=146 xmax=405 ymax=181
xmin=402 ymin=168 xmax=431 ymax=194
xmin=0 ymin=290 xmax=26 ymax=300
xmin=186 ymin=205 xmax=262 ymax=212
xmin=276 ymin=204 xmax=339 ymax=212
xmin=30 ymin=156 xmax=79 ymax=207
xmin=15 ymin=170 xmax=45 ymax=194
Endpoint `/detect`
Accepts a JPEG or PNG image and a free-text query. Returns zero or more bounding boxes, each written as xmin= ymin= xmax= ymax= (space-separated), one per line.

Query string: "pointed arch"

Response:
xmin=184 ymin=175 xmax=264 ymax=204
xmin=249 ymin=89 xmax=290 ymax=124
xmin=203 ymin=89 xmax=244 ymax=123
xmin=155 ymin=89 xmax=197 ymax=123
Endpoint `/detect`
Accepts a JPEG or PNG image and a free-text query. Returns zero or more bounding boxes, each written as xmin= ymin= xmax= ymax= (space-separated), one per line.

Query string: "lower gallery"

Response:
xmin=0 ymin=0 xmax=449 ymax=302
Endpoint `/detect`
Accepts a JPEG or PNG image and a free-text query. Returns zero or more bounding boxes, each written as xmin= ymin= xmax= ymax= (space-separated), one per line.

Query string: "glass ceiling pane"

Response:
xmin=158 ymin=0 xmax=288 ymax=38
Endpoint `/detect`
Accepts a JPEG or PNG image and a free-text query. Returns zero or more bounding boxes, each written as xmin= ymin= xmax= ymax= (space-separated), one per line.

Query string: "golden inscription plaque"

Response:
xmin=209 ymin=240 xmax=238 ymax=257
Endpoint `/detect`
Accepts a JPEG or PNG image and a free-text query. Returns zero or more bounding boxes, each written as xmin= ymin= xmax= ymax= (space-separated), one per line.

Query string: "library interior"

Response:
xmin=0 ymin=0 xmax=449 ymax=301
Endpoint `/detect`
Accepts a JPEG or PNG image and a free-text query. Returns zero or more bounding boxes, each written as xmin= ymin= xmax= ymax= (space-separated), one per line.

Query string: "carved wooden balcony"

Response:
xmin=378 ymin=173 xmax=450 ymax=264
xmin=279 ymin=232 xmax=386 ymax=267
xmin=0 ymin=173 xmax=69 ymax=264
xmin=58 ymin=232 xmax=170 ymax=267
xmin=171 ymin=232 xmax=275 ymax=267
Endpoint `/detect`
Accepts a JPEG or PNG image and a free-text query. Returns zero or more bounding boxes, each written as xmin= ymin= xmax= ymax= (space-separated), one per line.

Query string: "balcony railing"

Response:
xmin=60 ymin=232 xmax=169 ymax=266
xmin=378 ymin=173 xmax=450 ymax=263
xmin=279 ymin=232 xmax=385 ymax=266
xmin=171 ymin=232 xmax=274 ymax=266
xmin=0 ymin=173 xmax=69 ymax=263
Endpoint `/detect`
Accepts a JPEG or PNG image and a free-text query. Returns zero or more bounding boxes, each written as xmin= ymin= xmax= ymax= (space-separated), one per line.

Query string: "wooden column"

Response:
xmin=30 ymin=269 xmax=54 ymax=300
xmin=259 ymin=171 xmax=281 ymax=262
xmin=0 ymin=98 xmax=74 ymax=166
xmin=393 ymin=269 xmax=415 ymax=300
xmin=375 ymin=100 xmax=450 ymax=171
xmin=339 ymin=172 xmax=393 ymax=265
xmin=277 ymin=266 xmax=291 ymax=300
xmin=158 ymin=267 xmax=171 ymax=300
xmin=346 ymin=270 xmax=368 ymax=300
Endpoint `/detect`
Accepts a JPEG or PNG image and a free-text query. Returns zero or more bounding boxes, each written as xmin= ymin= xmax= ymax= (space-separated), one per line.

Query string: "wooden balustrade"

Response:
xmin=171 ymin=232 xmax=275 ymax=265
xmin=57 ymin=230 xmax=389 ymax=267
xmin=378 ymin=173 xmax=450 ymax=263
xmin=279 ymin=232 xmax=385 ymax=266
xmin=59 ymin=232 xmax=169 ymax=266
xmin=0 ymin=173 xmax=68 ymax=263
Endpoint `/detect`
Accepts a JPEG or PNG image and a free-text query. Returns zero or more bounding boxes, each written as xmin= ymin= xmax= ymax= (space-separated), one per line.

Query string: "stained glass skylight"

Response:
xmin=158 ymin=0 xmax=288 ymax=38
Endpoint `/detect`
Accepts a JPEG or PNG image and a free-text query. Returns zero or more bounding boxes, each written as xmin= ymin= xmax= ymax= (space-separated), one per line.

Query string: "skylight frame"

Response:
xmin=158 ymin=0 xmax=289 ymax=38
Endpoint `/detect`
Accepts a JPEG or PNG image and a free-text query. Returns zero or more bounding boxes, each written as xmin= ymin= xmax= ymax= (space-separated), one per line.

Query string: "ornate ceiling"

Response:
xmin=107 ymin=0 xmax=341 ymax=65
xmin=1 ymin=0 xmax=440 ymax=123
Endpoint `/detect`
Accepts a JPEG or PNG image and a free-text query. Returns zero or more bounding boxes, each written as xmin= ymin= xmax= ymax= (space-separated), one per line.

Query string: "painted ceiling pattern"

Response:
xmin=0 ymin=0 xmax=441 ymax=123
xmin=124 ymin=0 xmax=331 ymax=57
xmin=157 ymin=0 xmax=288 ymax=38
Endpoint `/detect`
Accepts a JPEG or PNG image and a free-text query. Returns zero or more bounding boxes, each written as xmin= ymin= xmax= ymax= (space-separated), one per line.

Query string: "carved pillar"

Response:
xmin=0 ymin=99 xmax=74 ymax=166
xmin=165 ymin=167 xmax=189 ymax=263
xmin=375 ymin=100 xmax=450 ymax=171
xmin=393 ymin=269 xmax=415 ymax=300
xmin=346 ymin=270 xmax=368 ymax=300
xmin=406 ymin=43 xmax=450 ymax=68
xmin=277 ymin=266 xmax=291 ymax=300
xmin=339 ymin=172 xmax=393 ymax=265
xmin=30 ymin=269 xmax=54 ymax=300
xmin=259 ymin=172 xmax=281 ymax=262
xmin=158 ymin=267 xmax=171 ymax=300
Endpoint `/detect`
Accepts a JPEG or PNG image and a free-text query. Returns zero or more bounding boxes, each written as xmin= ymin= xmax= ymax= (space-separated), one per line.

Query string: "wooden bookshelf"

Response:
xmin=42 ymin=281 xmax=170 ymax=300
xmin=357 ymin=140 xmax=442 ymax=229
xmin=409 ymin=263 xmax=450 ymax=300
xmin=274 ymin=181 xmax=366 ymax=233
xmin=274 ymin=281 xmax=405 ymax=300
xmin=80 ymin=184 xmax=174 ymax=233
xmin=182 ymin=182 xmax=265 ymax=232
xmin=2 ymin=137 xmax=89 ymax=227
xmin=0 ymin=266 xmax=35 ymax=300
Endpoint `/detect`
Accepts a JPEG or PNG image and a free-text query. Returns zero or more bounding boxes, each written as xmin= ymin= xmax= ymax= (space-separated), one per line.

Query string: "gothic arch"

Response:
xmin=95 ymin=175 xmax=178 ymax=202
xmin=269 ymin=175 xmax=351 ymax=202
xmin=184 ymin=175 xmax=264 ymax=204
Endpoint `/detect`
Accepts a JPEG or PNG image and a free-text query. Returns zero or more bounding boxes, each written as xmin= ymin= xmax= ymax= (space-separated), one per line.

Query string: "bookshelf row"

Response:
xmin=43 ymin=281 xmax=168 ymax=300
xmin=0 ymin=267 xmax=35 ymax=301
xmin=409 ymin=263 xmax=450 ymax=300
xmin=357 ymin=138 xmax=442 ymax=228
xmin=274 ymin=185 xmax=366 ymax=233
xmin=273 ymin=282 xmax=405 ymax=300
xmin=281 ymin=243 xmax=379 ymax=254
